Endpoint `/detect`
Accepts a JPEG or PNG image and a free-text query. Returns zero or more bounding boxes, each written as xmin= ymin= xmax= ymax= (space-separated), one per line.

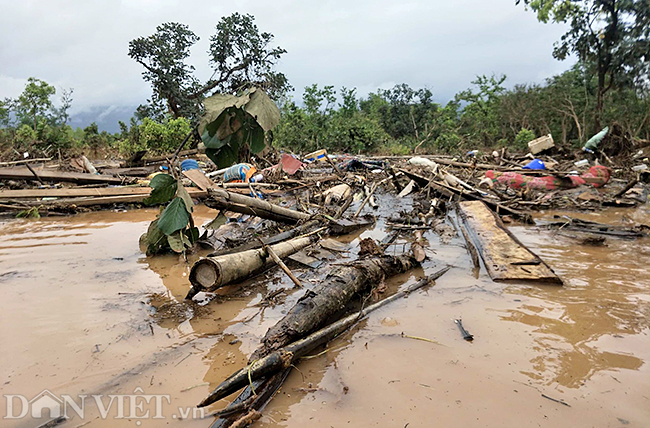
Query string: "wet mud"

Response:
xmin=0 ymin=202 xmax=648 ymax=427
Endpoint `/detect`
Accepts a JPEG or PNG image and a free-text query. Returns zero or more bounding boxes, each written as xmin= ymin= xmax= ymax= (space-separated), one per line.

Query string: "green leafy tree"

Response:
xmin=375 ymin=84 xmax=437 ymax=142
xmin=455 ymin=74 xmax=507 ymax=146
xmin=518 ymin=0 xmax=650 ymax=132
xmin=197 ymin=13 xmax=290 ymax=100
xmin=15 ymin=77 xmax=56 ymax=131
xmin=0 ymin=98 xmax=10 ymax=127
xmin=128 ymin=22 xmax=201 ymax=119
xmin=274 ymin=85 xmax=390 ymax=153
xmin=56 ymin=88 xmax=74 ymax=126
xmin=129 ymin=14 xmax=289 ymax=120
xmin=514 ymin=128 xmax=537 ymax=149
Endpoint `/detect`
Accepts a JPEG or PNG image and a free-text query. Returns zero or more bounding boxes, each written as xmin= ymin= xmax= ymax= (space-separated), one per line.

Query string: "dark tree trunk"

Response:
xmin=251 ymin=254 xmax=417 ymax=360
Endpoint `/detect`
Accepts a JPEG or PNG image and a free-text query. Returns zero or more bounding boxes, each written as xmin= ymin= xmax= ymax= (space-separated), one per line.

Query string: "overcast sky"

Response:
xmin=0 ymin=0 xmax=572 ymax=129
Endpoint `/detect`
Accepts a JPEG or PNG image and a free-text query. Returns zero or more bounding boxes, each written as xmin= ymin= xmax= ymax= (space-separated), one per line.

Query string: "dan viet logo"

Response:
xmin=4 ymin=388 xmax=204 ymax=423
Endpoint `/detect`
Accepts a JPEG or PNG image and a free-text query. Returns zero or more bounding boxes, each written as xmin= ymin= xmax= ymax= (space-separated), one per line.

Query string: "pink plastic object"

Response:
xmin=281 ymin=154 xmax=303 ymax=175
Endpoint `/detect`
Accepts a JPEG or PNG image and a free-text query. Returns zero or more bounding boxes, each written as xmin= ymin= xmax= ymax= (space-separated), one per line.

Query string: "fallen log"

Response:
xmin=458 ymin=200 xmax=562 ymax=284
xmin=98 ymin=166 xmax=158 ymax=176
xmin=254 ymin=253 xmax=418 ymax=359
xmin=142 ymin=149 xmax=198 ymax=164
xmin=206 ymin=187 xmax=311 ymax=224
xmin=187 ymin=235 xmax=316 ymax=298
xmin=427 ymin=157 xmax=508 ymax=171
xmin=0 ymin=186 xmax=172 ymax=199
xmin=199 ymin=265 xmax=450 ymax=408
xmin=0 ymin=157 xmax=52 ymax=166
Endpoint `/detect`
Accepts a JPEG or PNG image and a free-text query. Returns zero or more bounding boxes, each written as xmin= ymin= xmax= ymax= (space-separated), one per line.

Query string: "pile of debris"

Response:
xmin=3 ymin=137 xmax=648 ymax=428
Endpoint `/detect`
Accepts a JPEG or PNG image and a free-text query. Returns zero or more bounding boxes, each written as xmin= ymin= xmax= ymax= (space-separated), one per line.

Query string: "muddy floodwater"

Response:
xmin=1 ymin=202 xmax=649 ymax=428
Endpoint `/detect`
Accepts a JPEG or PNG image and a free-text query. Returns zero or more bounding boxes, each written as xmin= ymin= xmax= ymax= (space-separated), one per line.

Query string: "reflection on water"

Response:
xmin=504 ymin=208 xmax=650 ymax=388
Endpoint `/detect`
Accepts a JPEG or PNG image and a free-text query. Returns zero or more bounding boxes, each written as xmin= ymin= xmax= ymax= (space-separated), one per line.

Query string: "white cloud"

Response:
xmin=0 ymin=0 xmax=572 ymax=115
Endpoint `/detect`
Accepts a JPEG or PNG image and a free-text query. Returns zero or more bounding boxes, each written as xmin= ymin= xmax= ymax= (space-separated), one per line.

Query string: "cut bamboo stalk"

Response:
xmin=264 ymin=244 xmax=303 ymax=288
xmin=207 ymin=187 xmax=311 ymax=224
xmin=187 ymin=235 xmax=315 ymax=297
xmin=0 ymin=157 xmax=51 ymax=166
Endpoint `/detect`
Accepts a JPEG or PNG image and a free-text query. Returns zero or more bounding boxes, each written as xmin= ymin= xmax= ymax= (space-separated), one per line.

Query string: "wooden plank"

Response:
xmin=98 ymin=166 xmax=158 ymax=176
xmin=0 ymin=157 xmax=52 ymax=166
xmin=0 ymin=167 xmax=125 ymax=184
xmin=0 ymin=187 xmax=153 ymax=198
xmin=0 ymin=188 xmax=207 ymax=206
xmin=182 ymin=169 xmax=216 ymax=191
xmin=458 ymin=200 xmax=562 ymax=284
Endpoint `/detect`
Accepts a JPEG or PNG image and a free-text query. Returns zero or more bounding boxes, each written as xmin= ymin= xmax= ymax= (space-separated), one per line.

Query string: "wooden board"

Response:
xmin=0 ymin=167 xmax=125 ymax=184
xmin=182 ymin=169 xmax=216 ymax=191
xmin=0 ymin=187 xmax=152 ymax=198
xmin=98 ymin=166 xmax=158 ymax=176
xmin=0 ymin=188 xmax=207 ymax=208
xmin=458 ymin=200 xmax=562 ymax=284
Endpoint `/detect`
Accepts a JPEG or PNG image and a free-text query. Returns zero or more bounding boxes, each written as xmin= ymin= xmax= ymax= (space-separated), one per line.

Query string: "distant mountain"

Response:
xmin=68 ymin=105 xmax=139 ymax=133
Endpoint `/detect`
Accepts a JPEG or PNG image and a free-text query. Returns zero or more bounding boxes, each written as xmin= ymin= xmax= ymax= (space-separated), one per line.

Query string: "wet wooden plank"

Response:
xmin=182 ymin=168 xmax=216 ymax=191
xmin=0 ymin=187 xmax=206 ymax=199
xmin=458 ymin=200 xmax=562 ymax=284
xmin=0 ymin=167 xmax=125 ymax=184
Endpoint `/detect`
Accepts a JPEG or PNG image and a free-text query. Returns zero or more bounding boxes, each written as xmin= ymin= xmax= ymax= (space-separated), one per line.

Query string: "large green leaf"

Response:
xmin=206 ymin=143 xmax=240 ymax=169
xmin=205 ymin=106 xmax=230 ymax=137
xmin=201 ymin=129 xmax=226 ymax=150
xmin=248 ymin=122 xmax=266 ymax=153
xmin=143 ymin=174 xmax=177 ymax=206
xmin=199 ymin=92 xmax=251 ymax=135
xmin=244 ymin=88 xmax=281 ymax=131
xmin=140 ymin=218 xmax=167 ymax=255
xmin=167 ymin=230 xmax=185 ymax=253
xmin=176 ymin=181 xmax=194 ymax=213
xmin=209 ymin=107 xmax=244 ymax=139
xmin=157 ymin=197 xmax=191 ymax=235
xmin=185 ymin=226 xmax=200 ymax=243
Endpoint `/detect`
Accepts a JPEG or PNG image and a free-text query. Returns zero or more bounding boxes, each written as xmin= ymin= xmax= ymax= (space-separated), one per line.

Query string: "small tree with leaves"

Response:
xmin=14 ymin=77 xmax=56 ymax=131
xmin=518 ymin=0 xmax=650 ymax=133
xmin=129 ymin=14 xmax=290 ymax=121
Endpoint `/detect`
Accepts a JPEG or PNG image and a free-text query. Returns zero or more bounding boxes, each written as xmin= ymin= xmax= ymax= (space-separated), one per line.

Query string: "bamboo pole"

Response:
xmin=207 ymin=187 xmax=311 ymax=224
xmin=264 ymin=244 xmax=303 ymax=288
xmin=187 ymin=235 xmax=315 ymax=297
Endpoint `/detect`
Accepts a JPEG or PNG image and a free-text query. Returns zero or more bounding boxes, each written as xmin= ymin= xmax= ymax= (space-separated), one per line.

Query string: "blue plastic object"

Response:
xmin=522 ymin=159 xmax=546 ymax=170
xmin=181 ymin=159 xmax=200 ymax=171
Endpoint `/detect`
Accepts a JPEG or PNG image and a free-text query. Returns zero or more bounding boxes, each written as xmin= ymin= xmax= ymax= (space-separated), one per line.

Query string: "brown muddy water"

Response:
xmin=0 ymin=201 xmax=649 ymax=428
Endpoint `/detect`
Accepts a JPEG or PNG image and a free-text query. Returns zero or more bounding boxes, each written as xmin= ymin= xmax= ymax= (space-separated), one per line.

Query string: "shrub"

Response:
xmin=513 ymin=128 xmax=536 ymax=150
